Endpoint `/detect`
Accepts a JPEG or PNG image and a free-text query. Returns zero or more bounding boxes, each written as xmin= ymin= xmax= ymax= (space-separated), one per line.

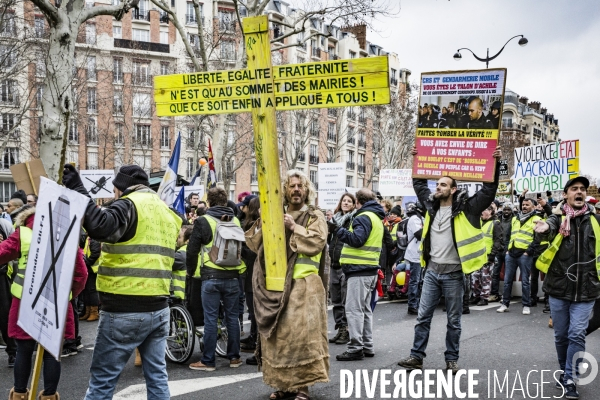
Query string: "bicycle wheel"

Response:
xmin=165 ymin=304 xmax=195 ymax=363
xmin=215 ymin=323 xmax=228 ymax=357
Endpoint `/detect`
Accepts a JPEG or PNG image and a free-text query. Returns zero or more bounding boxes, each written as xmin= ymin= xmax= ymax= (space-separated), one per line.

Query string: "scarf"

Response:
xmin=385 ymin=216 xmax=402 ymax=228
xmin=559 ymin=203 xmax=588 ymax=237
xmin=519 ymin=210 xmax=536 ymax=224
xmin=333 ymin=210 xmax=354 ymax=228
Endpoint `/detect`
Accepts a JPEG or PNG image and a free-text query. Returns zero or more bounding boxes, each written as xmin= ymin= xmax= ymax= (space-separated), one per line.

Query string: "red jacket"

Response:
xmin=0 ymin=210 xmax=87 ymax=340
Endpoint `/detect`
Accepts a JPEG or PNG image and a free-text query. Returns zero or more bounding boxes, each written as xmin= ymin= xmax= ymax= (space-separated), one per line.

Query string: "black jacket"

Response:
xmin=484 ymin=218 xmax=504 ymax=263
xmin=84 ymin=238 xmax=101 ymax=270
xmin=538 ymin=204 xmax=600 ymax=302
xmin=328 ymin=213 xmax=354 ymax=270
xmin=186 ymin=206 xmax=240 ymax=280
xmin=336 ymin=200 xmax=386 ymax=277
xmin=414 ymin=161 xmax=500 ymax=266
xmin=379 ymin=225 xmax=396 ymax=270
xmin=499 ymin=212 xmax=514 ymax=253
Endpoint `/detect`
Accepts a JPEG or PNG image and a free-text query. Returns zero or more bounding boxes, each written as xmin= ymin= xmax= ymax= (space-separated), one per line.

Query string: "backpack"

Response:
xmin=204 ymin=215 xmax=246 ymax=267
xmin=396 ymin=219 xmax=410 ymax=250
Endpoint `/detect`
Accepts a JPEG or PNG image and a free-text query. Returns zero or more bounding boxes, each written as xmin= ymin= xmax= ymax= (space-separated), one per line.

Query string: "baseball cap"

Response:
xmin=563 ymin=176 xmax=589 ymax=192
xmin=236 ymin=194 xmax=258 ymax=209
xmin=585 ymin=196 xmax=598 ymax=205
xmin=502 ymin=202 xmax=513 ymax=210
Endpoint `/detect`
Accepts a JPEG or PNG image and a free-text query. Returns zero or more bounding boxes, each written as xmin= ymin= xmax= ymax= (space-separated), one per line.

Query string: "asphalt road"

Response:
xmin=1 ymin=299 xmax=599 ymax=399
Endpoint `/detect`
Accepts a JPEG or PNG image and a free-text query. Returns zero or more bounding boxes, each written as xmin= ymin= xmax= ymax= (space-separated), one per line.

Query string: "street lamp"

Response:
xmin=453 ymin=35 xmax=528 ymax=68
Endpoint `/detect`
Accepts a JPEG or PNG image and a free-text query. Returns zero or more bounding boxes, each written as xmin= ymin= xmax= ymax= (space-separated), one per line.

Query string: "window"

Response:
xmin=134 ymin=124 xmax=151 ymax=146
xmin=35 ymin=84 xmax=43 ymax=107
xmin=86 ymin=118 xmax=97 ymax=144
xmin=187 ymin=128 xmax=196 ymax=149
xmin=160 ymin=62 xmax=169 ymax=75
xmin=309 ymin=170 xmax=317 ymax=187
xmin=358 ymin=153 xmax=365 ymax=172
xmin=132 ymin=29 xmax=150 ymax=42
xmin=1 ymin=13 xmax=15 ymax=37
xmin=67 ymin=149 xmax=79 ymax=166
xmin=220 ymin=41 xmax=235 ymax=60
xmin=161 ymin=155 xmax=169 ymax=170
xmin=87 ymin=88 xmax=96 ymax=112
xmin=87 ymin=151 xmax=98 ymax=169
xmin=349 ymin=51 xmax=356 ymax=59
xmin=347 ymin=150 xmax=354 ymax=162
xmin=346 ymin=176 xmax=352 ymax=187
xmin=133 ymin=154 xmax=151 ymax=171
xmin=133 ymin=93 xmax=151 ymax=117
xmin=113 ymin=91 xmax=123 ymax=114
xmin=69 ymin=119 xmax=78 ymax=143
xmin=0 ymin=80 xmax=17 ymax=105
xmin=2 ymin=148 xmax=18 ymax=170
xmin=327 ymin=122 xmax=336 ymax=141
xmin=347 ymin=126 xmax=355 ymax=144
xmin=297 ymin=56 xmax=305 ymax=64
xmin=186 ymin=157 xmax=194 ymax=178
xmin=160 ymin=31 xmax=169 ymax=45
xmin=327 ymin=146 xmax=335 ymax=163
xmin=309 ymin=144 xmax=318 ymax=164
xmin=186 ymin=2 xmax=197 ymax=24
xmin=251 ymin=161 xmax=257 ymax=183
xmin=113 ymin=26 xmax=122 ymax=39
xmin=160 ymin=126 xmax=170 ymax=148
xmin=115 ymin=123 xmax=124 ymax=144
xmin=0 ymin=182 xmax=16 ymax=202
xmin=113 ymin=58 xmax=123 ymax=83
xmin=133 ymin=62 xmax=150 ymax=85
xmin=87 ymin=56 xmax=96 ymax=80
xmin=0 ymin=45 xmax=16 ymax=70
xmin=187 ymin=33 xmax=199 ymax=49
xmin=37 ymin=117 xmax=42 ymax=141
xmin=34 ymin=16 xmax=45 ymax=38
xmin=36 ymin=53 xmax=46 ymax=76
xmin=1 ymin=113 xmax=15 ymax=133
xmin=219 ymin=10 xmax=235 ymax=31
xmin=85 ymin=24 xmax=96 ymax=44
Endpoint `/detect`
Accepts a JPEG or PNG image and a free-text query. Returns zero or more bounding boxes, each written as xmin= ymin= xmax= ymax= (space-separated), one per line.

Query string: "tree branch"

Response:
xmin=29 ymin=0 xmax=58 ymax=25
xmin=81 ymin=0 xmax=140 ymax=22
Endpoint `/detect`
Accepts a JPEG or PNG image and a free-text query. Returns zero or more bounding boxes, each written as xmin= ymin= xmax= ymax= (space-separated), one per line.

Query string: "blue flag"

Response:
xmin=173 ymin=186 xmax=186 ymax=215
xmin=157 ymin=132 xmax=181 ymax=206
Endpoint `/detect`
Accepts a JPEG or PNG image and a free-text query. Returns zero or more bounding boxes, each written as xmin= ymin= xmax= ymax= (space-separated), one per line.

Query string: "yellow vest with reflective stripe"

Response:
xmin=389 ymin=223 xmax=399 ymax=244
xmin=83 ymin=238 xmax=100 ymax=274
xmin=482 ymin=220 xmax=494 ymax=255
xmin=509 ymin=215 xmax=541 ymax=250
xmin=420 ymin=211 xmax=487 ymax=274
xmin=171 ymin=244 xmax=187 ymax=299
xmin=340 ymin=211 xmax=383 ymax=266
xmin=97 ymin=190 xmax=182 ymax=296
xmin=291 ymin=215 xmax=323 ymax=279
xmin=199 ymin=215 xmax=246 ymax=275
xmin=10 ymin=227 xmax=31 ymax=299
xmin=536 ymin=216 xmax=600 ymax=280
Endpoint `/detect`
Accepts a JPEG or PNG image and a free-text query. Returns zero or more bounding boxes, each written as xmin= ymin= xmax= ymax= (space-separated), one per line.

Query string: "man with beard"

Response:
xmin=486 ymin=101 xmax=501 ymax=129
xmin=245 ymin=170 xmax=329 ymax=400
xmin=534 ymin=177 xmax=600 ymax=399
xmin=467 ymin=97 xmax=493 ymax=129
xmin=397 ymin=146 xmax=502 ymax=373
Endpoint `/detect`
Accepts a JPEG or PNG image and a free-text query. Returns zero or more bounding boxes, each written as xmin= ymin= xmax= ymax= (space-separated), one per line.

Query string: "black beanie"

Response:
xmin=112 ymin=165 xmax=149 ymax=191
xmin=10 ymin=190 xmax=27 ymax=204
xmin=390 ymin=205 xmax=403 ymax=216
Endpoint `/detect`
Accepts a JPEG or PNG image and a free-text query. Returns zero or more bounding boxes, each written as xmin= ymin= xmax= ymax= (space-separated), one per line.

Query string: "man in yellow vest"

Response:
xmin=534 ymin=176 xmax=599 ymax=399
xmin=334 ymin=188 xmax=385 ymax=361
xmin=186 ymin=187 xmax=246 ymax=371
xmin=497 ymin=197 xmax=541 ymax=315
xmin=397 ymin=146 xmax=501 ymax=373
xmin=63 ymin=164 xmax=182 ymax=400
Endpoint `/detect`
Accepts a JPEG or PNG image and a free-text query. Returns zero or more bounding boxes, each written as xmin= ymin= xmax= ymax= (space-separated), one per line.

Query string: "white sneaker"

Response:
xmin=522 ymin=306 xmax=531 ymax=315
xmin=497 ymin=304 xmax=509 ymax=313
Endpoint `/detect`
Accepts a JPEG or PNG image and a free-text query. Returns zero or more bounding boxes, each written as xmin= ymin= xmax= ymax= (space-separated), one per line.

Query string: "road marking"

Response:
xmin=113 ymin=372 xmax=262 ymax=399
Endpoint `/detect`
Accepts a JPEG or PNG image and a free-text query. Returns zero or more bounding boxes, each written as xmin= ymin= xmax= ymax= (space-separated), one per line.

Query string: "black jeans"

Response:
xmin=245 ymin=291 xmax=257 ymax=340
xmin=0 ymin=271 xmax=16 ymax=356
xmin=81 ymin=269 xmax=99 ymax=306
xmin=491 ymin=253 xmax=505 ymax=296
xmin=14 ymin=339 xmax=61 ymax=395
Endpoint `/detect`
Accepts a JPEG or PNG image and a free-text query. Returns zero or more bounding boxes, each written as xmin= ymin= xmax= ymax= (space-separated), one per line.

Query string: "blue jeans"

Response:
xmin=85 ymin=307 xmax=170 ymax=400
xmin=549 ymin=297 xmax=595 ymax=383
xmin=407 ymin=261 xmax=423 ymax=310
xmin=411 ymin=269 xmax=464 ymax=362
xmin=502 ymin=253 xmax=533 ymax=307
xmin=201 ymin=278 xmax=240 ymax=366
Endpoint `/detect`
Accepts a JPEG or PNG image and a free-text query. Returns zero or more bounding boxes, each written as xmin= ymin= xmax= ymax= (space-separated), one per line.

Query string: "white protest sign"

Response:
xmin=345 ymin=187 xmax=358 ymax=195
xmin=80 ymin=169 xmax=115 ymax=198
xmin=378 ymin=169 xmax=416 ymax=197
xmin=174 ymin=185 xmax=205 ymax=202
xmin=17 ymin=177 xmax=88 ymax=360
xmin=513 ymin=140 xmax=579 ymax=192
xmin=317 ymin=163 xmax=346 ymax=209
xmin=457 ymin=181 xmax=483 ymax=197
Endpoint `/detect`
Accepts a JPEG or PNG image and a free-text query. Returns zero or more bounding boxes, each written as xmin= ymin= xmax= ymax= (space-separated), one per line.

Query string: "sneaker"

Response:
xmin=469 ymin=297 xmax=480 ymax=305
xmin=446 ymin=360 xmax=459 ymax=374
xmin=336 ymin=350 xmax=364 ymax=361
xmin=0 ymin=337 xmax=6 ymax=349
xmin=488 ymin=294 xmax=499 ymax=302
xmin=564 ymin=382 xmax=579 ymax=399
xmin=397 ymin=356 xmax=423 ymax=370
xmin=364 ymin=352 xmax=375 ymax=358
xmin=407 ymin=307 xmax=419 ymax=315
xmin=522 ymin=307 xmax=531 ymax=315
xmin=230 ymin=358 xmax=243 ymax=368
xmin=76 ymin=336 xmax=84 ymax=350
xmin=246 ymin=356 xmax=258 ymax=365
xmin=555 ymin=373 xmax=564 ymax=389
xmin=477 ymin=299 xmax=488 ymax=306
xmin=189 ymin=361 xmax=216 ymax=371
xmin=497 ymin=304 xmax=509 ymax=313
xmin=61 ymin=347 xmax=77 ymax=358
xmin=543 ymin=303 xmax=551 ymax=313
xmin=8 ymin=354 xmax=15 ymax=368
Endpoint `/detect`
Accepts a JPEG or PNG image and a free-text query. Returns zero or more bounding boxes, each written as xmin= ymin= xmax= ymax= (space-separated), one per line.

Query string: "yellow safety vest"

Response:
xmin=389 ymin=223 xmax=399 ymax=244
xmin=292 ymin=214 xmax=324 ymax=279
xmin=83 ymin=238 xmax=100 ymax=274
xmin=340 ymin=211 xmax=383 ymax=266
xmin=509 ymin=215 xmax=541 ymax=250
xmin=420 ymin=211 xmax=487 ymax=274
xmin=10 ymin=227 xmax=31 ymax=299
xmin=97 ymin=190 xmax=182 ymax=296
xmin=482 ymin=219 xmax=494 ymax=255
xmin=536 ymin=216 xmax=600 ymax=280
xmin=171 ymin=244 xmax=187 ymax=299
xmin=197 ymin=215 xmax=246 ymax=276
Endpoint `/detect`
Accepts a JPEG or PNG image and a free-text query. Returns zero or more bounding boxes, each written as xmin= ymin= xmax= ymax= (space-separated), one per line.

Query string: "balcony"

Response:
xmin=114 ymin=38 xmax=169 ymax=53
xmin=347 ymin=137 xmax=355 ymax=145
xmin=219 ymin=20 xmax=236 ymax=32
xmin=132 ymin=74 xmax=153 ymax=86
xmin=357 ymin=164 xmax=366 ymax=173
xmin=0 ymin=95 xmax=19 ymax=107
xmin=133 ymin=10 xmax=150 ymax=21
xmin=312 ymin=47 xmax=321 ymax=58
xmin=309 ymin=155 xmax=319 ymax=164
xmin=346 ymin=161 xmax=355 ymax=170
xmin=358 ymin=139 xmax=366 ymax=149
xmin=0 ymin=128 xmax=19 ymax=139
xmin=159 ymin=12 xmax=169 ymax=24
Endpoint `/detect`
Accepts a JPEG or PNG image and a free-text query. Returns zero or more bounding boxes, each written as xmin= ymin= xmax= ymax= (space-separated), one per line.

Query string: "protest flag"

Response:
xmin=173 ymin=186 xmax=186 ymax=215
xmin=157 ymin=132 xmax=181 ymax=206
xmin=207 ymin=140 xmax=217 ymax=189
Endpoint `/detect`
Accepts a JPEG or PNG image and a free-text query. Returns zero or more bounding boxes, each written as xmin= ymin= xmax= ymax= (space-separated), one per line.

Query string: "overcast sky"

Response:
xmin=368 ymin=0 xmax=600 ymax=179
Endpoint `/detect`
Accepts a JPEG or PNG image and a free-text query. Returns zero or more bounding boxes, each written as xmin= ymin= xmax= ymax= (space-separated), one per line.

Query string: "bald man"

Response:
xmin=467 ymin=98 xmax=492 ymax=129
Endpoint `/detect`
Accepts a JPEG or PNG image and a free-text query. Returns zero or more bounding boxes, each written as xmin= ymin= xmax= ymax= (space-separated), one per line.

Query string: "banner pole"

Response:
xmin=29 ymin=344 xmax=44 ymax=400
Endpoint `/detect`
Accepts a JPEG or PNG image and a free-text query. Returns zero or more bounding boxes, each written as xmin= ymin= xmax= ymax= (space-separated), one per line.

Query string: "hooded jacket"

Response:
xmin=336 ymin=200 xmax=386 ymax=277
xmin=537 ymin=203 xmax=600 ymax=302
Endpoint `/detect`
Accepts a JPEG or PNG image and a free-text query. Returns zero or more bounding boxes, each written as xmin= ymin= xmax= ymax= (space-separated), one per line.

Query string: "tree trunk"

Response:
xmin=39 ymin=15 xmax=79 ymax=182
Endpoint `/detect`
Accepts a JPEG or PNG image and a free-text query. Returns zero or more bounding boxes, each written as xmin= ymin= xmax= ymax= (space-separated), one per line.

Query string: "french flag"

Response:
xmin=157 ymin=132 xmax=181 ymax=207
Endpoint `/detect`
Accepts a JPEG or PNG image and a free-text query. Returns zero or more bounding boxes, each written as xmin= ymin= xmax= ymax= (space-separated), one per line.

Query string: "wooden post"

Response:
xmin=243 ymin=15 xmax=286 ymax=291
xmin=29 ymin=344 xmax=44 ymax=400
